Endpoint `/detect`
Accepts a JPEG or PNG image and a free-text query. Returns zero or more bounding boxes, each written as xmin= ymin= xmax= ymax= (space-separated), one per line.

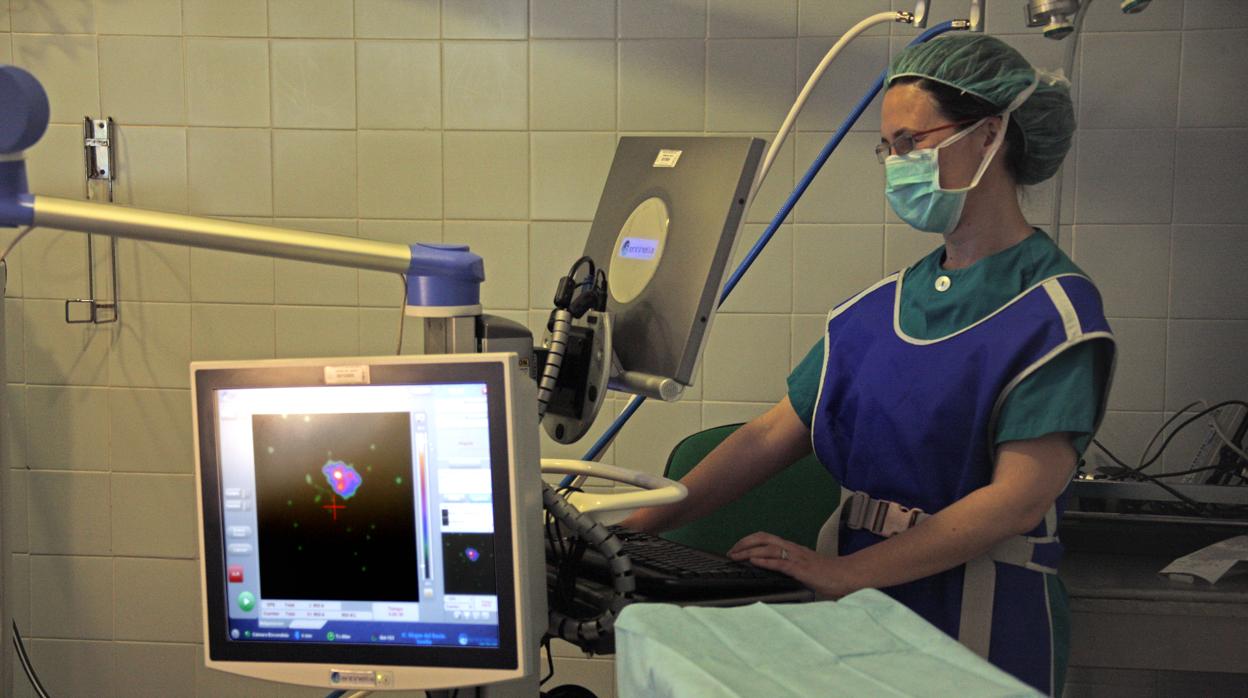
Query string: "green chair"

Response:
xmin=659 ymin=423 xmax=842 ymax=556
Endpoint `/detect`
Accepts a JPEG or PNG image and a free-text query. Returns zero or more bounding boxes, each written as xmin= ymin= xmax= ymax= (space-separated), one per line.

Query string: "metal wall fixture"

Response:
xmin=68 ymin=116 xmax=119 ymax=324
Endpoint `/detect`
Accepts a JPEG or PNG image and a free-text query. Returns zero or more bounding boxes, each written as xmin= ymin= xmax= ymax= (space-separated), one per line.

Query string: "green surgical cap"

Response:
xmin=887 ymin=34 xmax=1075 ymax=185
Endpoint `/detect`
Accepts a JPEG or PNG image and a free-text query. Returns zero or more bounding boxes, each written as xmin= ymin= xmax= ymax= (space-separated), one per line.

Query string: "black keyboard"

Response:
xmin=552 ymin=525 xmax=807 ymax=600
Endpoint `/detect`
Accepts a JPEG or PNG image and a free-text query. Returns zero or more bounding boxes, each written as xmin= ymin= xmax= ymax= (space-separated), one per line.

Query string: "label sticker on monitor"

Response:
xmin=618 ymin=237 xmax=659 ymax=261
xmin=324 ymin=365 xmax=371 ymax=385
xmin=653 ymin=149 xmax=682 ymax=168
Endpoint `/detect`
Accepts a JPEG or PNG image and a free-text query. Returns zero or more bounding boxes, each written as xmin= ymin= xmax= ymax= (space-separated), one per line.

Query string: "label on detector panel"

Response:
xmin=653 ymin=149 xmax=682 ymax=168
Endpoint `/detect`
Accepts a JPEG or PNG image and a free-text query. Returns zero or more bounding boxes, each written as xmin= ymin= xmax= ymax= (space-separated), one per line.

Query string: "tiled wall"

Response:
xmin=2 ymin=1 xmax=1246 ymax=696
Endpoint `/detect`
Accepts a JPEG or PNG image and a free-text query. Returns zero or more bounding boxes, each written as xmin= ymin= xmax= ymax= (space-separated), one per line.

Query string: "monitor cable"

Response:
xmin=13 ymin=620 xmax=52 ymax=698
xmin=541 ymin=483 xmax=634 ymax=649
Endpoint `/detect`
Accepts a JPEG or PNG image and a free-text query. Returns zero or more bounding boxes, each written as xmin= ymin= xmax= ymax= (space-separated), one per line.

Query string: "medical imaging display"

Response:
xmin=252 ymin=411 xmax=419 ymax=602
xmin=441 ymin=532 xmax=498 ymax=596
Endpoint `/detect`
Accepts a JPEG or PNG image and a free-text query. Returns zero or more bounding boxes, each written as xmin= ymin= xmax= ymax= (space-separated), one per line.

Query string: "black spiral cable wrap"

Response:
xmin=541 ymin=484 xmax=635 ymax=645
xmin=536 ymin=308 xmax=572 ymax=420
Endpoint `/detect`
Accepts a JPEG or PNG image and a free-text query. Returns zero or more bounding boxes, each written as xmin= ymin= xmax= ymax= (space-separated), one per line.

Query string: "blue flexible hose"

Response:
xmin=564 ymin=21 xmax=959 ymax=483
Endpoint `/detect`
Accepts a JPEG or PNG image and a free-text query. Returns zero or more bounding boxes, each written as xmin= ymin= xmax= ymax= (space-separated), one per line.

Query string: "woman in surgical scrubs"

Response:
xmin=622 ymin=34 xmax=1114 ymax=697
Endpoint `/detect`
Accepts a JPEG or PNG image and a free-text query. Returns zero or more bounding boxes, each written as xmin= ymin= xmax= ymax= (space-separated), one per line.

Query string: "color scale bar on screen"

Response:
xmin=417 ymin=434 xmax=431 ymax=580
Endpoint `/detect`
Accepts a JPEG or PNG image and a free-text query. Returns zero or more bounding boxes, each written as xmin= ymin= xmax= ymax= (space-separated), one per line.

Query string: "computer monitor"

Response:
xmin=193 ymin=353 xmax=544 ymax=692
xmin=584 ymin=136 xmax=764 ymax=393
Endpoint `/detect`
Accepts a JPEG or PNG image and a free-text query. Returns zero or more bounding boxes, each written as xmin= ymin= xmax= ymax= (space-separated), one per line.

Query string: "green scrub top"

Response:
xmin=787 ymin=230 xmax=1112 ymax=454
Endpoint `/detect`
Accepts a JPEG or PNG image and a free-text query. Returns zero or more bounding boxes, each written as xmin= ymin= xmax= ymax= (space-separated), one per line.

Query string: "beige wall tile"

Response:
xmin=28 ymin=471 xmax=112 ymax=554
xmin=1166 ymin=319 xmax=1248 ymax=410
xmin=707 ymin=39 xmax=796 ymax=132
xmin=1072 ymin=225 xmax=1170 ymax=319
xmin=273 ymin=130 xmax=358 ymax=217
xmin=113 ymin=642 xmax=197 ymax=697
xmin=4 ymin=300 xmax=25 ymax=383
xmin=614 ymin=399 xmax=702 ymax=477
xmin=0 ymin=6 xmax=11 ymax=32
xmin=270 ymin=0 xmax=354 ymax=38
xmin=11 ymin=34 xmax=98 ymax=124
xmin=1172 ymin=225 xmax=1248 ymax=320
xmin=790 ymin=314 xmax=825 ymax=370
xmin=24 ymin=124 xmax=87 ymax=199
xmin=883 ymin=224 xmax=940 ymax=273
xmin=444 ymin=132 xmax=529 ymax=220
xmin=357 ymin=41 xmax=441 ymax=129
xmin=4 ymin=385 xmax=29 ymax=474
xmin=531 ymin=0 xmax=614 ymax=38
xmin=109 ymin=388 xmax=194 ymax=474
xmin=274 ymin=218 xmax=359 ymax=306
xmin=741 ymin=130 xmax=794 ymax=224
xmin=10 ymin=0 xmax=94 ymax=33
xmin=113 ymin=127 xmax=189 ymax=213
xmin=620 ymin=0 xmax=706 ymax=38
xmin=795 ymin=131 xmax=884 ymax=223
xmin=109 ymin=301 xmax=190 ymax=388
xmin=115 ymin=240 xmax=191 ymax=303
xmin=358 ymin=130 xmax=443 ymax=219
xmin=19 ymin=229 xmax=92 ymax=300
xmin=110 ymin=473 xmax=198 ymax=557
xmin=719 ymin=223 xmax=793 ymax=314
xmin=26 ymin=385 xmax=110 ymax=470
xmin=1106 ymin=318 xmax=1166 ymax=412
xmin=796 ymin=35 xmax=888 ymax=132
xmin=354 ymin=0 xmax=439 ymax=38
xmin=275 ymin=305 xmax=361 ymax=357
xmin=703 ymin=400 xmax=770 ymax=429
xmin=443 ymin=41 xmax=528 ymax=130
xmin=529 ymin=221 xmax=590 ymax=309
xmin=95 ymin=0 xmax=181 ymax=35
xmin=619 ymin=40 xmax=706 ymax=131
xmin=114 ymin=557 xmax=201 ymax=642
xmin=99 ymin=37 xmax=184 ymax=126
xmin=27 ymin=639 xmax=115 ymax=697
xmin=7 ymin=469 xmax=30 ymax=555
xmin=442 ymin=0 xmax=527 ymax=39
xmin=710 ymin=0 xmax=797 ymax=38
xmin=30 ymin=554 xmax=114 ymax=639
xmin=22 ymin=299 xmax=111 ymax=386
xmin=798 ymin=0 xmax=891 ymax=37
xmin=530 ymin=132 xmax=615 ymax=220
xmin=793 ymin=224 xmax=885 ymax=313
xmin=701 ymin=313 xmax=791 ymax=402
xmin=271 ymin=40 xmax=357 ymax=129
xmin=8 ymin=553 xmax=31 ymax=629
xmin=190 ymin=248 xmax=276 ymax=304
xmin=186 ymin=38 xmax=270 ymax=127
xmin=531 ymin=40 xmax=616 ymax=130
xmin=183 ymin=0 xmax=267 ymax=36
xmin=443 ymin=221 xmax=528 ymax=310
xmin=187 ymin=129 xmax=273 ymax=216
xmin=1174 ymin=130 xmax=1248 ymax=225
xmin=190 ymin=304 xmax=276 ymax=360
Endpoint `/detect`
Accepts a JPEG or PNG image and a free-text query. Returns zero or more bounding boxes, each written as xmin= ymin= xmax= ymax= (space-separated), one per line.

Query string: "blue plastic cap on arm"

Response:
xmin=0 ymin=65 xmax=51 ymax=155
xmin=405 ymin=243 xmax=486 ymax=311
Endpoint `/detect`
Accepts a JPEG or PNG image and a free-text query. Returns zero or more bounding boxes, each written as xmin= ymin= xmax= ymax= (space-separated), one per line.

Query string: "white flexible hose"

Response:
xmin=537 ymin=309 xmax=573 ymax=419
xmin=747 ymin=11 xmax=903 ymax=208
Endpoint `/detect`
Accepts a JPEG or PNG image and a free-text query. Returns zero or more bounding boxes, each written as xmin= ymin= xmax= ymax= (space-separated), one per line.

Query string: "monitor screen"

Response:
xmin=194 ymin=355 xmax=541 ymax=691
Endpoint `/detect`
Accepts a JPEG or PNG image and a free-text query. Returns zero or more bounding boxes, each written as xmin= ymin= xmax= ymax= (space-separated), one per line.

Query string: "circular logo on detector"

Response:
xmin=465 ymin=547 xmax=480 ymax=562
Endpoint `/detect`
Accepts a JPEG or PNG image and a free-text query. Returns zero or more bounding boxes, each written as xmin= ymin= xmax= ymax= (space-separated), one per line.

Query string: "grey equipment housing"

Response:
xmin=582 ymin=136 xmax=764 ymax=402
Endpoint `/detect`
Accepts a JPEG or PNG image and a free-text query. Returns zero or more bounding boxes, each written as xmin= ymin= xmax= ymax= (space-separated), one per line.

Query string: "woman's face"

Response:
xmin=879 ymin=82 xmax=998 ymax=190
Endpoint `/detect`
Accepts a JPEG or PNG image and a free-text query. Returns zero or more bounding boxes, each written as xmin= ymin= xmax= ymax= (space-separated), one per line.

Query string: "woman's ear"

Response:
xmin=978 ymin=116 xmax=1004 ymax=152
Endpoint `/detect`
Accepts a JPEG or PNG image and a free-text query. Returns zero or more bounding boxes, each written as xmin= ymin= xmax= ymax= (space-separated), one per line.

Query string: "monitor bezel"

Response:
xmin=195 ymin=357 xmax=520 ymax=671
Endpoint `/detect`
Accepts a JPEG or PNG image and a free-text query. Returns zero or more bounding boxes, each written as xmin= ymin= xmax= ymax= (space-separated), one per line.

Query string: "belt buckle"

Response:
xmin=877 ymin=502 xmax=922 ymax=538
xmin=843 ymin=491 xmax=871 ymax=530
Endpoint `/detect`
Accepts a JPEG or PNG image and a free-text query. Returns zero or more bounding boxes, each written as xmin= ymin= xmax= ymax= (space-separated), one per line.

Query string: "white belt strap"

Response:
xmin=815 ymin=489 xmax=1055 ymax=660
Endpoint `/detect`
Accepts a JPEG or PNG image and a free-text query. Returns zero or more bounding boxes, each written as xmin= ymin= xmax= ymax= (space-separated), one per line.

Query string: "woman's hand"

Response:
xmin=727 ymin=531 xmax=863 ymax=600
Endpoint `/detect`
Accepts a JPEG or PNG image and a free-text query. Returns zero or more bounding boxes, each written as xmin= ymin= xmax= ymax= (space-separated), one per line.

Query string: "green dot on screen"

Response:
xmin=346 ymin=527 xmax=352 ymax=533
xmin=293 ymin=522 xmax=299 ymax=528
xmin=304 ymin=474 xmax=312 ymax=484
xmin=286 ymin=499 xmax=293 ymax=507
xmin=366 ymin=534 xmax=371 ymax=541
xmin=395 ymin=476 xmax=403 ymax=485
xmin=314 ymin=495 xmax=321 ymax=503
xmin=370 ymin=523 xmax=376 ymax=530
xmin=297 ymin=545 xmax=303 ymax=551
xmin=361 ymin=566 xmax=367 ymax=572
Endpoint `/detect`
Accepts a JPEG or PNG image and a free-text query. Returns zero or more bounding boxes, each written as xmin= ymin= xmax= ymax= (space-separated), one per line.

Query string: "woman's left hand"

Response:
xmin=727 ymin=531 xmax=862 ymax=600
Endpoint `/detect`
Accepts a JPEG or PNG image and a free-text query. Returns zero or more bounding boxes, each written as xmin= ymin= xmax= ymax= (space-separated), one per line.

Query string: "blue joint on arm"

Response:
xmin=405 ymin=242 xmax=486 ymax=309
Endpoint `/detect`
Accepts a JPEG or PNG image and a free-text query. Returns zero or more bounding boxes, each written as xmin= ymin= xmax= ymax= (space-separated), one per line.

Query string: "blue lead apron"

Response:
xmin=810 ymin=271 xmax=1114 ymax=696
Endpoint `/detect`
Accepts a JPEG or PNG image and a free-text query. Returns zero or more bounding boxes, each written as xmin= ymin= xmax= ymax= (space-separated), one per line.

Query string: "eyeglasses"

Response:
xmin=875 ymin=120 xmax=977 ymax=164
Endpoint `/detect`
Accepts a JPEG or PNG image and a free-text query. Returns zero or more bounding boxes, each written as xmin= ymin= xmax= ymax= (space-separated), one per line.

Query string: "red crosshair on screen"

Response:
xmin=322 ymin=492 xmax=346 ymax=521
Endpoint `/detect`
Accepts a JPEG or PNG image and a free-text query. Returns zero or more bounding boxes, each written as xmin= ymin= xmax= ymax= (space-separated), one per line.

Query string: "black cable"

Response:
xmin=1092 ymin=438 xmax=1207 ymax=513
xmin=1137 ymin=400 xmax=1201 ymax=467
xmin=536 ymin=639 xmax=556 ymax=689
xmin=1107 ymin=400 xmax=1248 ymax=475
xmin=13 ymin=621 xmax=53 ymax=698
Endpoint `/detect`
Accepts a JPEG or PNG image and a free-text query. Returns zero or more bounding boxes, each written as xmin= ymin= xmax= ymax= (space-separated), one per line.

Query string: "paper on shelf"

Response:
xmin=1159 ymin=534 xmax=1248 ymax=585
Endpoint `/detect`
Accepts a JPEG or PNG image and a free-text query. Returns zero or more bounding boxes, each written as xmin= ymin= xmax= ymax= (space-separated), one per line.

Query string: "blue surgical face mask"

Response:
xmin=883 ymin=117 xmax=1000 ymax=234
